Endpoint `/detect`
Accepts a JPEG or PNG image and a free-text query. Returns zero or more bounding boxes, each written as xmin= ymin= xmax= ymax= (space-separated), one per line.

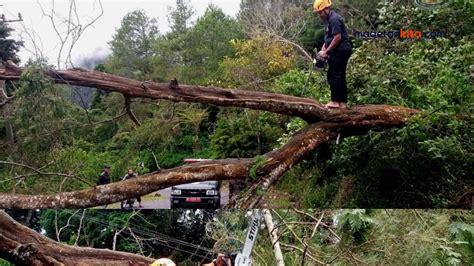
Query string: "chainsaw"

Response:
xmin=313 ymin=50 xmax=328 ymax=71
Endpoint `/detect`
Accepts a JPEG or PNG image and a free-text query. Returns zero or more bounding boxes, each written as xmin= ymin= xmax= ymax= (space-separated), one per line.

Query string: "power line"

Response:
xmin=89 ymin=210 xmax=215 ymax=253
xmin=62 ymin=210 xmax=214 ymax=260
xmin=80 ymin=211 xmax=212 ymax=252
xmin=59 ymin=210 xmax=216 ymax=256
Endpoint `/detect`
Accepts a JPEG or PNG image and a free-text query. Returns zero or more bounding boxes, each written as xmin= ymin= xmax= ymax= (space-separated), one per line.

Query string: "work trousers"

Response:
xmin=327 ymin=49 xmax=352 ymax=103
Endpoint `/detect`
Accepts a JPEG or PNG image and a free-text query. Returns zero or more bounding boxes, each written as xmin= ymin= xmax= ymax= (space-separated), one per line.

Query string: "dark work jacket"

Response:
xmin=97 ymin=171 xmax=111 ymax=185
xmin=324 ymin=10 xmax=352 ymax=52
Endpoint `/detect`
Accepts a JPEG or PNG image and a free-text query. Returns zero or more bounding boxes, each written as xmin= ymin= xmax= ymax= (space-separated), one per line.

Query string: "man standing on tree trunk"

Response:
xmin=314 ymin=0 xmax=352 ymax=109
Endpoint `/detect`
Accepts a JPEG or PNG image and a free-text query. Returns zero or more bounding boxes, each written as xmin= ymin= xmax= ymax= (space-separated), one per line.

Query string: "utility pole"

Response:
xmin=0 ymin=2 xmax=23 ymax=24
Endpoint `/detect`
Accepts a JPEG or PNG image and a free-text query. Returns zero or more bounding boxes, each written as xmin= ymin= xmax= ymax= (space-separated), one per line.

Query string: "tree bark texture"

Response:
xmin=0 ymin=211 xmax=154 ymax=265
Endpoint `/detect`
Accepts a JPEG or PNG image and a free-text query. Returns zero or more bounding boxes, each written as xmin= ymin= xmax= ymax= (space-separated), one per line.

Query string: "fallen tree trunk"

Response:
xmin=1 ymin=119 xmax=410 ymax=209
xmin=0 ymin=211 xmax=154 ymax=265
xmin=0 ymin=61 xmax=419 ymax=208
xmin=0 ymin=61 xmax=416 ymax=123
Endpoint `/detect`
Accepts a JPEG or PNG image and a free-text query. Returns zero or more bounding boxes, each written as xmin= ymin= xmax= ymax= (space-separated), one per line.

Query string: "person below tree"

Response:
xmin=97 ymin=164 xmax=111 ymax=185
xmin=122 ymin=168 xmax=143 ymax=208
xmin=97 ymin=164 xmax=111 ymax=209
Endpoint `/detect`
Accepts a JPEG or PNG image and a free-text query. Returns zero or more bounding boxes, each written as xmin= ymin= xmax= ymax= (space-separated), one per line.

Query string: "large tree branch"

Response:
xmin=0 ymin=211 xmax=154 ymax=265
xmin=124 ymin=95 xmax=141 ymax=127
xmin=236 ymin=115 xmax=412 ymax=208
xmin=0 ymin=160 xmax=94 ymax=187
xmin=0 ymin=95 xmax=15 ymax=108
xmin=0 ymin=80 xmax=15 ymax=108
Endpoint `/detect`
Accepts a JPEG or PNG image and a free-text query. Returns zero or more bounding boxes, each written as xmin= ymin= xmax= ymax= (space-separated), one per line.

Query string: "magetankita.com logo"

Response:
xmin=355 ymin=29 xmax=446 ymax=39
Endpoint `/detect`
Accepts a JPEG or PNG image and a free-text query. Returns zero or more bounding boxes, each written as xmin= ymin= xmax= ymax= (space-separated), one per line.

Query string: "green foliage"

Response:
xmin=277 ymin=210 xmax=474 ymax=265
xmin=178 ymin=5 xmax=244 ymax=84
xmin=248 ymin=155 xmax=266 ymax=181
xmin=275 ymin=162 xmax=338 ymax=208
xmin=324 ymin=34 xmax=474 ymax=208
xmin=210 ymin=110 xmax=283 ymax=158
xmin=37 ymin=209 xmax=216 ymax=263
xmin=448 ymin=222 xmax=474 ymax=263
xmin=348 ymin=37 xmax=473 ymax=108
xmin=0 ymin=259 xmax=13 ymax=266
xmin=0 ymin=23 xmax=23 ymax=63
xmin=271 ymin=69 xmax=329 ymax=99
xmin=378 ymin=0 xmax=474 ymax=42
xmin=151 ymin=5 xmax=244 ymax=85
xmin=297 ymin=9 xmax=325 ymax=53
xmin=338 ymin=209 xmax=377 ymax=245
xmin=17 ymin=63 xmax=54 ymax=97
xmin=220 ymin=35 xmax=297 ymax=87
xmin=177 ymin=105 xmax=209 ymax=152
xmin=167 ymin=0 xmax=195 ymax=35
xmin=107 ymin=9 xmax=159 ymax=79
xmin=10 ymin=63 xmax=86 ymax=162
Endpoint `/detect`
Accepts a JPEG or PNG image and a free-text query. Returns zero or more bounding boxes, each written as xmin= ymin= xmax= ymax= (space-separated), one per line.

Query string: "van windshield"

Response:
xmin=172 ymin=180 xmax=218 ymax=189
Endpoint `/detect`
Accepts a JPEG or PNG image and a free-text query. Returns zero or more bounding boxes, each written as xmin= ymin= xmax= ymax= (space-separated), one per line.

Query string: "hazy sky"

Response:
xmin=1 ymin=0 xmax=241 ymax=67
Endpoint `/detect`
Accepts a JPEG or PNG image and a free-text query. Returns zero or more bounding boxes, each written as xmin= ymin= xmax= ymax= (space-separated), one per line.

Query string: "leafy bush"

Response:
xmin=338 ymin=209 xmax=377 ymax=245
xmin=378 ymin=0 xmax=474 ymax=42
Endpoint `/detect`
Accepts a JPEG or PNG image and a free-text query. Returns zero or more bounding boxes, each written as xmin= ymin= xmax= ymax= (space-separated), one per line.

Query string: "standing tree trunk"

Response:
xmin=263 ymin=209 xmax=285 ymax=266
xmin=0 ymin=80 xmax=15 ymax=144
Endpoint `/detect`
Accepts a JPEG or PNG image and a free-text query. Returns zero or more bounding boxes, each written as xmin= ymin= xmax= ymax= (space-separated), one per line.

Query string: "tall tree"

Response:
xmin=237 ymin=0 xmax=311 ymax=62
xmin=238 ymin=0 xmax=309 ymax=40
xmin=167 ymin=0 xmax=195 ymax=35
xmin=152 ymin=1 xmax=195 ymax=82
xmin=154 ymin=4 xmax=243 ymax=84
xmin=107 ymin=10 xmax=159 ymax=79
xmin=0 ymin=23 xmax=23 ymax=64
xmin=179 ymin=5 xmax=244 ymax=84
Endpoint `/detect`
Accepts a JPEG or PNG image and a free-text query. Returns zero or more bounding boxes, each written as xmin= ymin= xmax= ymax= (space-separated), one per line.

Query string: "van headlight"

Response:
xmin=172 ymin=189 xmax=182 ymax=195
xmin=206 ymin=190 xmax=217 ymax=196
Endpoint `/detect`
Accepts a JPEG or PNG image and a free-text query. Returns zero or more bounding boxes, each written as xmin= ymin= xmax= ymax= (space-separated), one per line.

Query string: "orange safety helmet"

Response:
xmin=150 ymin=258 xmax=176 ymax=266
xmin=313 ymin=0 xmax=332 ymax=12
